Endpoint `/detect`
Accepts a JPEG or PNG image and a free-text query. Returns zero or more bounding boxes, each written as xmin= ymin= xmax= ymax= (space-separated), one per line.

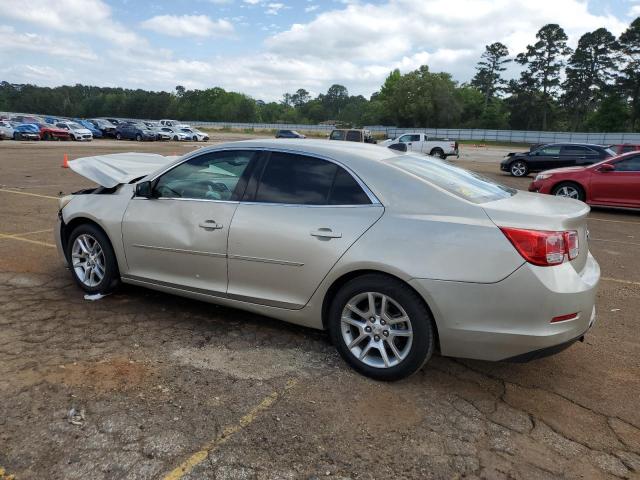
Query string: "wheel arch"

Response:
xmin=321 ymin=269 xmax=440 ymax=350
xmin=61 ymin=217 xmax=116 ymax=263
xmin=550 ymin=179 xmax=586 ymax=198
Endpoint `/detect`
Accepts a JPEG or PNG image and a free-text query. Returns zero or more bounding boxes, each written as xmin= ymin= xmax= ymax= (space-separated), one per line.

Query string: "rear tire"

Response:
xmin=13 ymin=132 xmax=19 ymax=140
xmin=135 ymin=133 xmax=142 ymax=142
xmin=430 ymin=148 xmax=445 ymax=159
xmin=328 ymin=274 xmax=435 ymax=381
xmin=66 ymin=223 xmax=120 ymax=295
xmin=510 ymin=160 xmax=529 ymax=177
xmin=173 ymin=135 xmax=179 ymax=141
xmin=552 ymin=182 xmax=585 ymax=201
xmin=116 ymin=132 xmax=122 ymax=140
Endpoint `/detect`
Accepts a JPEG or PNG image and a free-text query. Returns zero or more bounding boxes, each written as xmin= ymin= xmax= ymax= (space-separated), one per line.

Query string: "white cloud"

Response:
xmin=305 ymin=5 xmax=319 ymax=12
xmin=141 ymin=15 xmax=234 ymax=37
xmin=630 ymin=4 xmax=640 ymax=16
xmin=0 ymin=25 xmax=97 ymax=61
xmin=266 ymin=3 xmax=285 ymax=14
xmin=0 ymin=0 xmax=140 ymax=46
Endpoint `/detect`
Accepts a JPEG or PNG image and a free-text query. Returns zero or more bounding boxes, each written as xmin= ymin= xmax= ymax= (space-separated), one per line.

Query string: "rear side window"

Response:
xmin=539 ymin=146 xmax=561 ymax=155
xmin=254 ymin=152 xmax=371 ymax=205
xmin=345 ymin=130 xmax=361 ymax=142
xmin=329 ymin=168 xmax=371 ymax=205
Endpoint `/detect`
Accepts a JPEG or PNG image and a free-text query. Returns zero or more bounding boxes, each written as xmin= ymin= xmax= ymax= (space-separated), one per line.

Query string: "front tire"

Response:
xmin=552 ymin=182 xmax=585 ymax=201
xmin=510 ymin=160 xmax=529 ymax=177
xmin=173 ymin=135 xmax=179 ymax=141
xmin=135 ymin=133 xmax=142 ymax=142
xmin=116 ymin=132 xmax=122 ymax=140
xmin=67 ymin=224 xmax=120 ymax=294
xmin=328 ymin=274 xmax=435 ymax=381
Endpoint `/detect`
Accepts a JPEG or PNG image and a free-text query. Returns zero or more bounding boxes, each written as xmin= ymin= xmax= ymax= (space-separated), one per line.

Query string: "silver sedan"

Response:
xmin=55 ymin=140 xmax=599 ymax=380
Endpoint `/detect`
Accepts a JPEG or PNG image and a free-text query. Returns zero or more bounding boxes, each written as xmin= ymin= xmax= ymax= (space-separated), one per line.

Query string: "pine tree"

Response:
xmin=471 ymin=42 xmax=511 ymax=111
xmin=617 ymin=17 xmax=640 ymax=130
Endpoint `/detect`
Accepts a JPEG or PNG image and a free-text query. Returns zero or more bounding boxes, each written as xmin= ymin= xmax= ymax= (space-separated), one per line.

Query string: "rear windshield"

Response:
xmin=390 ymin=155 xmax=515 ymax=204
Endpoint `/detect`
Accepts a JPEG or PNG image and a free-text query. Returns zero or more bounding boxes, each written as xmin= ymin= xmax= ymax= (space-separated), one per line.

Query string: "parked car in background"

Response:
xmin=11 ymin=115 xmax=42 ymax=124
xmin=12 ymin=124 xmax=41 ymax=140
xmin=88 ymin=119 xmax=117 ymax=138
xmin=0 ymin=120 xmax=14 ymax=139
xmin=56 ymin=121 xmax=93 ymax=141
xmin=380 ymin=133 xmax=458 ymax=159
xmin=141 ymin=121 xmax=171 ymax=140
xmin=329 ymin=129 xmax=376 ymax=144
xmin=115 ymin=122 xmax=156 ymax=141
xmin=159 ymin=119 xmax=189 ymax=128
xmin=529 ymin=152 xmax=640 ymax=209
xmin=56 ymin=140 xmax=599 ymax=380
xmin=179 ymin=127 xmax=209 ymax=142
xmin=104 ymin=118 xmax=123 ymax=126
xmin=276 ymin=129 xmax=305 ymax=139
xmin=501 ymin=143 xmax=616 ymax=177
xmin=75 ymin=119 xmax=103 ymax=138
xmin=610 ymin=144 xmax=640 ymax=155
xmin=36 ymin=123 xmax=70 ymax=141
xmin=158 ymin=126 xmax=190 ymax=141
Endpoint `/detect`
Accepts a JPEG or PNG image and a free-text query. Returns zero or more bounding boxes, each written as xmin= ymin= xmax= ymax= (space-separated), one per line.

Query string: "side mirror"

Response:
xmin=135 ymin=180 xmax=154 ymax=198
xmin=598 ymin=163 xmax=615 ymax=173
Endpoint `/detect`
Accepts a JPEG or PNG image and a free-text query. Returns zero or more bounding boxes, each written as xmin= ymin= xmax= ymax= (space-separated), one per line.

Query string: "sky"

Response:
xmin=0 ymin=0 xmax=639 ymax=102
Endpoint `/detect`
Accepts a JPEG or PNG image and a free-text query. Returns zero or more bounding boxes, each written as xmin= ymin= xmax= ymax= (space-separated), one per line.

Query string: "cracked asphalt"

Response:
xmin=0 ymin=137 xmax=639 ymax=479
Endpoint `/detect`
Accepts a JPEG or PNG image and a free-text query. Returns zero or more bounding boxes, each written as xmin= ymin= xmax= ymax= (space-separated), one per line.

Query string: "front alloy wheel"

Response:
xmin=510 ymin=160 xmax=528 ymax=177
xmin=552 ymin=182 xmax=585 ymax=201
xmin=329 ymin=274 xmax=434 ymax=381
xmin=67 ymin=224 xmax=120 ymax=294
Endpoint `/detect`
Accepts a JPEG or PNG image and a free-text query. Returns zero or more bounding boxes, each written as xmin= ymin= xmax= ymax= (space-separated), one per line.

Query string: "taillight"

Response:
xmin=499 ymin=227 xmax=579 ymax=267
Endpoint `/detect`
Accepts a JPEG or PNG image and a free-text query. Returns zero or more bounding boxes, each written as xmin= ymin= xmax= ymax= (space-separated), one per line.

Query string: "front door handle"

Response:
xmin=199 ymin=220 xmax=223 ymax=230
xmin=310 ymin=228 xmax=342 ymax=239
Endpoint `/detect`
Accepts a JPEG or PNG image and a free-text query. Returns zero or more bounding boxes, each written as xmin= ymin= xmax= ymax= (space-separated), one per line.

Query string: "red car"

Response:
xmin=611 ymin=144 xmax=640 ymax=155
xmin=36 ymin=123 xmax=70 ymax=141
xmin=528 ymin=151 xmax=640 ymax=209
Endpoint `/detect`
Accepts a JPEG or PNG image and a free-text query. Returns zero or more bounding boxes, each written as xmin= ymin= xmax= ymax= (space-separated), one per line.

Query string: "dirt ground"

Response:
xmin=0 ymin=136 xmax=639 ymax=480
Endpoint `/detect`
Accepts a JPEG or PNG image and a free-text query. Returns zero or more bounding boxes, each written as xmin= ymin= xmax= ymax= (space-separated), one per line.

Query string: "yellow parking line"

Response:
xmin=601 ymin=277 xmax=640 ymax=287
xmin=0 ymin=232 xmax=55 ymax=248
xmin=0 ymin=466 xmax=16 ymax=480
xmin=588 ymin=217 xmax=640 ymax=226
xmin=0 ymin=188 xmax=58 ymax=200
xmin=11 ymin=228 xmax=53 ymax=238
xmin=163 ymin=378 xmax=298 ymax=480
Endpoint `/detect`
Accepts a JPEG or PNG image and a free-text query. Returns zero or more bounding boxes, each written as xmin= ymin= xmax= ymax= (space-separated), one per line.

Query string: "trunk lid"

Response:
xmin=482 ymin=191 xmax=591 ymax=272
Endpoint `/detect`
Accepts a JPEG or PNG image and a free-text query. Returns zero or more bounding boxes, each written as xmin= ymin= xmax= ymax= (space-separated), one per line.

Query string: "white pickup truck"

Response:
xmin=381 ymin=133 xmax=459 ymax=159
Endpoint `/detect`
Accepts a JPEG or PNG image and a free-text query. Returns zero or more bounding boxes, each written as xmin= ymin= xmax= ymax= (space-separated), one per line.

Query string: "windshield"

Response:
xmin=69 ymin=122 xmax=83 ymax=129
xmin=390 ymin=155 xmax=515 ymax=204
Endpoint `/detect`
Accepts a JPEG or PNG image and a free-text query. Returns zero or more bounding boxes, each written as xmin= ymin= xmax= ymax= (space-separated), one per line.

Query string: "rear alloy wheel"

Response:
xmin=552 ymin=182 xmax=585 ymax=201
xmin=67 ymin=224 xmax=120 ymax=294
xmin=430 ymin=147 xmax=446 ymax=159
xmin=116 ymin=133 xmax=122 ymax=140
xmin=510 ymin=160 xmax=529 ymax=177
xmin=329 ymin=274 xmax=434 ymax=381
xmin=135 ymin=133 xmax=142 ymax=142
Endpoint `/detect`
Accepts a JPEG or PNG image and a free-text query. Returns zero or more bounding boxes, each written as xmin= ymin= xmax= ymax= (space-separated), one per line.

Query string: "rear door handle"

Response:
xmin=199 ymin=220 xmax=223 ymax=230
xmin=310 ymin=228 xmax=342 ymax=239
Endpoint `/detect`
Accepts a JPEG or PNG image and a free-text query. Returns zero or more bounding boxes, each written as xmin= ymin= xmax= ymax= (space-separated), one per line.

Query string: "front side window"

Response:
xmin=154 ymin=150 xmax=254 ymax=201
xmin=613 ymin=155 xmax=640 ymax=172
xmin=330 ymin=130 xmax=345 ymax=140
xmin=253 ymin=152 xmax=371 ymax=205
xmin=538 ymin=146 xmax=561 ymax=155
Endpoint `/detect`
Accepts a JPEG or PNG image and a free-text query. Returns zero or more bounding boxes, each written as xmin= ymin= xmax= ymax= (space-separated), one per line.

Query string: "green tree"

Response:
xmin=563 ymin=28 xmax=618 ymax=130
xmin=617 ymin=17 xmax=640 ymax=130
xmin=471 ymin=42 xmax=511 ymax=111
xmin=515 ymin=24 xmax=572 ymax=130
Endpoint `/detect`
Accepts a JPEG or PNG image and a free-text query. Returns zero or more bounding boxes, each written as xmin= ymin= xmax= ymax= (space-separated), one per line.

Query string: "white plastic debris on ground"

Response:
xmin=84 ymin=293 xmax=109 ymax=301
xmin=68 ymin=152 xmax=179 ymax=188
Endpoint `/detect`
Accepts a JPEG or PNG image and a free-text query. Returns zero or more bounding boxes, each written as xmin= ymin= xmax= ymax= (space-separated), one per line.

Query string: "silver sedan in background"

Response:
xmin=55 ymin=140 xmax=599 ymax=380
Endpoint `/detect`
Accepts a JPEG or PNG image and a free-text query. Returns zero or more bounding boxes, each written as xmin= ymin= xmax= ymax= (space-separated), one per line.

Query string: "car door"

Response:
xmin=531 ymin=145 xmax=562 ymax=170
xmin=590 ymin=154 xmax=640 ymax=207
xmin=559 ymin=145 xmax=590 ymax=166
xmin=121 ymin=149 xmax=257 ymax=293
xmin=227 ymin=151 xmax=384 ymax=309
xmin=397 ymin=134 xmax=420 ymax=152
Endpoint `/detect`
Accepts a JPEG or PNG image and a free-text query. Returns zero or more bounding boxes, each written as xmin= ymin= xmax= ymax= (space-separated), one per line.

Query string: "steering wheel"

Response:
xmin=197 ymin=180 xmax=230 ymax=200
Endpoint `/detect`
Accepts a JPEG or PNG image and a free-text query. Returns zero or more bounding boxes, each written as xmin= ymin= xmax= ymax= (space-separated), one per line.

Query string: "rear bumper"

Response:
xmin=410 ymin=252 xmax=600 ymax=361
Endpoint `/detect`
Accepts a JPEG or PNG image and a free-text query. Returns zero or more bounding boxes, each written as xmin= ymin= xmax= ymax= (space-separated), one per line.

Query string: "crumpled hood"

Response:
xmin=69 ymin=152 xmax=179 ymax=188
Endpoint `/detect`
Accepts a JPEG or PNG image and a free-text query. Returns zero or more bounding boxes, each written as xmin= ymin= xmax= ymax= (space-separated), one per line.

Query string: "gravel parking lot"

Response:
xmin=1 ymin=137 xmax=639 ymax=480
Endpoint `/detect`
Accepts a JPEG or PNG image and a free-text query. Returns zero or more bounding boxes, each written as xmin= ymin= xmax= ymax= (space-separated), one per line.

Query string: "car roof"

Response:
xmin=539 ymin=143 xmax=606 ymax=148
